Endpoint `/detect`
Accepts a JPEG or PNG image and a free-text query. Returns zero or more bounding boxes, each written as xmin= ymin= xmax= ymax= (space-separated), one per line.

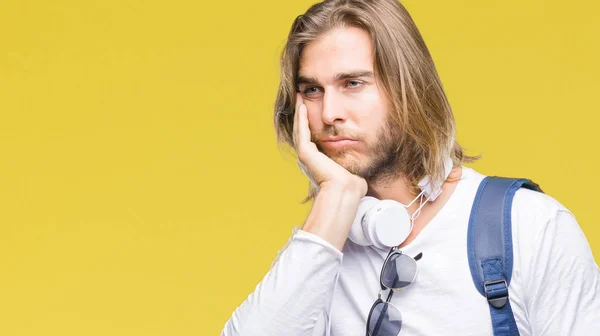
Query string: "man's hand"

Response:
xmin=292 ymin=93 xmax=367 ymax=196
xmin=293 ymin=93 xmax=368 ymax=251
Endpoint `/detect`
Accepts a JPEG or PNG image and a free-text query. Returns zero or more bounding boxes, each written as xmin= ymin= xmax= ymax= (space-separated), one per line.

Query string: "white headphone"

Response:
xmin=349 ymin=157 xmax=454 ymax=249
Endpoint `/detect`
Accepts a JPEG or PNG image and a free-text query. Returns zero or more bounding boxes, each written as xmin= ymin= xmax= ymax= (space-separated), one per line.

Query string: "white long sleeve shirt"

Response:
xmin=221 ymin=167 xmax=600 ymax=335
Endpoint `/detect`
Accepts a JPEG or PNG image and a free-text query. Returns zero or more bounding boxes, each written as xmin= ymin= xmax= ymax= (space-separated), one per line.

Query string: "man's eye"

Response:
xmin=302 ymin=87 xmax=321 ymax=95
xmin=347 ymin=80 xmax=363 ymax=88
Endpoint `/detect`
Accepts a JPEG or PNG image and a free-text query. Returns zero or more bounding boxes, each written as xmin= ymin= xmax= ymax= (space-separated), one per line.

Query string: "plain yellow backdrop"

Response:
xmin=0 ymin=0 xmax=598 ymax=334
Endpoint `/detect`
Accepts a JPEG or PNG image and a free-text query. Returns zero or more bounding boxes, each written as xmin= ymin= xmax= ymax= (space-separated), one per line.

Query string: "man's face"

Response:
xmin=297 ymin=26 xmax=401 ymax=181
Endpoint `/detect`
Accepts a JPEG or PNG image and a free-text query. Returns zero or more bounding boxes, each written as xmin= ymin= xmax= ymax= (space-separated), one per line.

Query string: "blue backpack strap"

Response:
xmin=467 ymin=176 xmax=543 ymax=336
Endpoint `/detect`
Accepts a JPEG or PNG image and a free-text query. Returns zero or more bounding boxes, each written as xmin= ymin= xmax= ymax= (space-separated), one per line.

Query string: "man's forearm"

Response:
xmin=221 ymin=186 xmax=360 ymax=335
xmin=302 ymin=184 xmax=363 ymax=251
xmin=220 ymin=230 xmax=343 ymax=336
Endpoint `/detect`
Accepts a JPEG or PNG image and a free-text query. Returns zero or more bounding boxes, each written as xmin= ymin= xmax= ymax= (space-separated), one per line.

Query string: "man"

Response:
xmin=221 ymin=0 xmax=600 ymax=335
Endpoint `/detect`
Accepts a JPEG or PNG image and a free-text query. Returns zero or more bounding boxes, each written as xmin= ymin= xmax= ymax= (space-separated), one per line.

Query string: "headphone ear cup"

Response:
xmin=368 ymin=200 xmax=412 ymax=247
xmin=359 ymin=199 xmax=413 ymax=248
xmin=349 ymin=196 xmax=380 ymax=246
xmin=349 ymin=197 xmax=414 ymax=248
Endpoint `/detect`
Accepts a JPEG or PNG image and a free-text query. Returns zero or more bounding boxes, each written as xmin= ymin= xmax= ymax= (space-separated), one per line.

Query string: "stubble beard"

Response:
xmin=315 ymin=116 xmax=404 ymax=186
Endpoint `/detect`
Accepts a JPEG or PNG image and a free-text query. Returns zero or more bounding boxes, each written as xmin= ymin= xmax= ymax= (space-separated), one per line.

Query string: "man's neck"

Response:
xmin=365 ymin=176 xmax=420 ymax=211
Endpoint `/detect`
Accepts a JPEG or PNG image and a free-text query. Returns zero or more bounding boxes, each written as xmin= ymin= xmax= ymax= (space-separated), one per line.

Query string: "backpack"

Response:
xmin=467 ymin=176 xmax=543 ymax=336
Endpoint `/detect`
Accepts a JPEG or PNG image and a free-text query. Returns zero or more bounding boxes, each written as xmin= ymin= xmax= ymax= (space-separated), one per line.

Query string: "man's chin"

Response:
xmin=331 ymin=155 xmax=368 ymax=176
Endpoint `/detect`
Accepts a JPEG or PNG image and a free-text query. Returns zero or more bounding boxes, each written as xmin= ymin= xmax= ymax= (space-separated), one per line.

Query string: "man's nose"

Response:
xmin=320 ymin=90 xmax=348 ymax=125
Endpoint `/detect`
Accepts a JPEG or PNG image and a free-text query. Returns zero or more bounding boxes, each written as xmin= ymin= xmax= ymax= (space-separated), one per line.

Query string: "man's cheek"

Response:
xmin=307 ymin=118 xmax=322 ymax=135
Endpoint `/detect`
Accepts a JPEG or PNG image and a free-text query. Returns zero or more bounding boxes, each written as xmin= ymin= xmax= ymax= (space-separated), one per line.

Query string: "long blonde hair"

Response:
xmin=274 ymin=0 xmax=478 ymax=203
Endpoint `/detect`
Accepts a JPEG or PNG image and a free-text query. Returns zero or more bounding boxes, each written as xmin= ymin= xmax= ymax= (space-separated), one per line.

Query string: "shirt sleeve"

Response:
xmin=220 ymin=228 xmax=344 ymax=336
xmin=525 ymin=208 xmax=600 ymax=335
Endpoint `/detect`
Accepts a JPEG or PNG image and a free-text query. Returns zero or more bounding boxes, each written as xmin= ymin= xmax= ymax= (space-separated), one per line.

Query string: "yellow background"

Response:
xmin=0 ymin=0 xmax=598 ymax=334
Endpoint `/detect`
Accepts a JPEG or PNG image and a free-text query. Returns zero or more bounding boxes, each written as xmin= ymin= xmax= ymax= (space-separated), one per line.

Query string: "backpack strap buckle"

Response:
xmin=483 ymin=279 xmax=509 ymax=308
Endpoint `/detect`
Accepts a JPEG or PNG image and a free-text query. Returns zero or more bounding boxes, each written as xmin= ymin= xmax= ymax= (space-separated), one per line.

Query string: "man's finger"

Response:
xmin=292 ymin=93 xmax=301 ymax=147
xmin=297 ymin=103 xmax=309 ymax=151
xmin=293 ymin=93 xmax=306 ymax=150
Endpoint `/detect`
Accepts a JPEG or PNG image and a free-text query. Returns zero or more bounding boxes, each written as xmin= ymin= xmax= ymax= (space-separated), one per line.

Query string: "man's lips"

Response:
xmin=320 ymin=137 xmax=359 ymax=148
xmin=322 ymin=137 xmax=356 ymax=142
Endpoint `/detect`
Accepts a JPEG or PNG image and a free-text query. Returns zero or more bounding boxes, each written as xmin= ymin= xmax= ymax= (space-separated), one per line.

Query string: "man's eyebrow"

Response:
xmin=335 ymin=71 xmax=374 ymax=81
xmin=297 ymin=71 xmax=374 ymax=86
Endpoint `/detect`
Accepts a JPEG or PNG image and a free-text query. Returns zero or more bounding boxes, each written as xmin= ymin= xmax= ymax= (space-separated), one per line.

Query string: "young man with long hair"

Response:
xmin=221 ymin=1 xmax=599 ymax=334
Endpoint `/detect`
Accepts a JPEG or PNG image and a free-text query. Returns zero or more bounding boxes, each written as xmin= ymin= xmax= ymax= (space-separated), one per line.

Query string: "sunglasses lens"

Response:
xmin=367 ymin=301 xmax=402 ymax=336
xmin=381 ymin=253 xmax=417 ymax=290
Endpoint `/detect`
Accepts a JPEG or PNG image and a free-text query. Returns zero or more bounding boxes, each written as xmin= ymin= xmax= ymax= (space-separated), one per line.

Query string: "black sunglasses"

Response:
xmin=366 ymin=247 xmax=422 ymax=336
